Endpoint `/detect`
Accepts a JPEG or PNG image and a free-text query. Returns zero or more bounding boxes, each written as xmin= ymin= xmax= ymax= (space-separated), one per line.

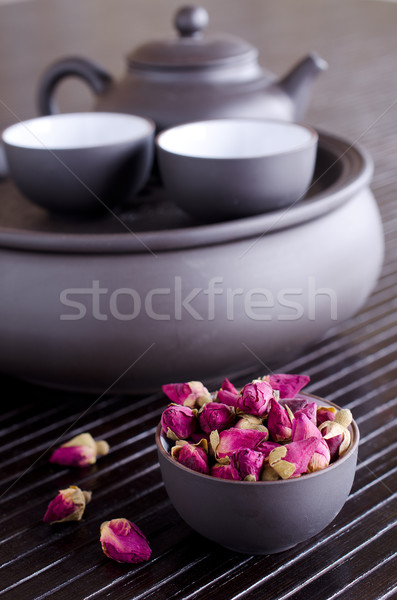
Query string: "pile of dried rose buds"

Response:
xmin=44 ymin=433 xmax=152 ymax=564
xmin=160 ymin=374 xmax=353 ymax=481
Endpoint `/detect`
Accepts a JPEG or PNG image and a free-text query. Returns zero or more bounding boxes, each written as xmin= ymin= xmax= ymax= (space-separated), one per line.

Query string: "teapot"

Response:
xmin=37 ymin=5 xmax=328 ymax=131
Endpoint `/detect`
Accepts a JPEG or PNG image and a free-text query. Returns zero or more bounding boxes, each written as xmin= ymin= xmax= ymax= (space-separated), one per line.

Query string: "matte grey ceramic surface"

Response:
xmin=156 ymin=394 xmax=360 ymax=554
xmin=2 ymin=113 xmax=155 ymax=215
xmin=156 ymin=119 xmax=318 ymax=221
xmin=0 ymin=134 xmax=383 ymax=393
xmin=37 ymin=6 xmax=327 ymax=130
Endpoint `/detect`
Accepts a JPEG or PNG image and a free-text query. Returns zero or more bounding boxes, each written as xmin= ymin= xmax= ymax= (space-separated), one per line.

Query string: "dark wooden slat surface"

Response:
xmin=1 ymin=0 xmax=397 ymax=599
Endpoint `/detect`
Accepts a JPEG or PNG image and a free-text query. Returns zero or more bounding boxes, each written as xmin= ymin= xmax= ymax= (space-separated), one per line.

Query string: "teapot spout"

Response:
xmin=279 ymin=53 xmax=328 ymax=120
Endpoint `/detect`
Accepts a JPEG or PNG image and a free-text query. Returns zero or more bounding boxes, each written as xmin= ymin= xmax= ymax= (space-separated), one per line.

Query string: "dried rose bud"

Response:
xmin=221 ymin=378 xmax=239 ymax=395
xmin=43 ymin=485 xmax=92 ymax=524
xmin=237 ymin=381 xmax=273 ymax=417
xmin=100 ymin=518 xmax=151 ymax=563
xmin=261 ymin=466 xmax=280 ymax=480
xmin=317 ymin=406 xmax=338 ymax=426
xmin=160 ymin=404 xmax=197 ymax=440
xmin=216 ymin=388 xmax=239 ymax=407
xmin=319 ymin=410 xmax=352 ymax=461
xmin=211 ymin=462 xmax=241 ymax=480
xmin=269 ymin=437 xmax=319 ymax=479
xmin=280 ymin=397 xmax=310 ymax=413
xmin=263 ymin=373 xmax=310 ymax=398
xmin=49 ymin=432 xmax=109 ymax=468
xmin=292 ymin=413 xmax=330 ymax=472
xmin=231 ymin=448 xmax=264 ymax=481
xmin=294 ymin=402 xmax=317 ymax=425
xmin=189 ymin=432 xmax=210 ymax=445
xmin=171 ymin=440 xmax=209 ymax=474
xmin=323 ymin=432 xmax=344 ymax=462
xmin=211 ymin=427 xmax=268 ymax=460
xmin=267 ymin=398 xmax=294 ymax=443
xmin=162 ymin=381 xmax=211 ymax=408
xmin=255 ymin=440 xmax=281 ymax=462
xmin=292 ymin=411 xmax=321 ymax=442
xmin=235 ymin=414 xmax=268 ymax=434
xmin=199 ymin=402 xmax=234 ymax=433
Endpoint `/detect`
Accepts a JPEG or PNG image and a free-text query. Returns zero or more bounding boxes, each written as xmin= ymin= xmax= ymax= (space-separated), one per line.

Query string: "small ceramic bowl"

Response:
xmin=2 ymin=112 xmax=155 ymax=215
xmin=156 ymin=393 xmax=359 ymax=555
xmin=156 ymin=118 xmax=318 ymax=222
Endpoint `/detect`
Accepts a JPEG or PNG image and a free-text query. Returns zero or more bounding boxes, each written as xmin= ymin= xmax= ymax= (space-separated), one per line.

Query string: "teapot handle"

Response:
xmin=37 ymin=57 xmax=113 ymax=115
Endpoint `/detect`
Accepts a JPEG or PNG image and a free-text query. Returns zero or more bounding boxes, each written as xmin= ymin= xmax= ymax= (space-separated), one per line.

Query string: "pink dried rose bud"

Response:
xmin=216 ymin=388 xmax=239 ymax=407
xmin=319 ymin=409 xmax=352 ymax=461
xmin=199 ymin=402 xmax=234 ymax=433
xmin=294 ymin=402 xmax=317 ymax=425
xmin=269 ymin=437 xmax=319 ymax=479
xmin=235 ymin=414 xmax=268 ymax=433
xmin=231 ymin=448 xmax=264 ymax=481
xmin=237 ymin=381 xmax=273 ymax=417
xmin=316 ymin=406 xmax=338 ymax=427
xmin=160 ymin=404 xmax=197 ymax=440
xmin=211 ymin=462 xmax=241 ymax=480
xmin=171 ymin=439 xmax=209 ymax=474
xmin=323 ymin=432 xmax=344 ymax=462
xmin=221 ymin=378 xmax=239 ymax=395
xmin=264 ymin=373 xmax=310 ymax=399
xmin=267 ymin=398 xmax=294 ymax=443
xmin=255 ymin=440 xmax=281 ymax=462
xmin=189 ymin=432 xmax=210 ymax=445
xmin=291 ymin=412 xmax=330 ymax=472
xmin=100 ymin=518 xmax=151 ymax=563
xmin=49 ymin=432 xmax=109 ymax=468
xmin=162 ymin=381 xmax=211 ymax=408
xmin=43 ymin=485 xmax=92 ymax=524
xmin=210 ymin=427 xmax=268 ymax=459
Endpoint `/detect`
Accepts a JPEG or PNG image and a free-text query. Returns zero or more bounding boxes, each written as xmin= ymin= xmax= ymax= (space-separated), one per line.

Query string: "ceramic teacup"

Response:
xmin=2 ymin=112 xmax=155 ymax=215
xmin=156 ymin=118 xmax=318 ymax=222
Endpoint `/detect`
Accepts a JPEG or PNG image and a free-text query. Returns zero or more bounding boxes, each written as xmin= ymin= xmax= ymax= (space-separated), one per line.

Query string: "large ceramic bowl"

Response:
xmin=0 ymin=132 xmax=384 ymax=393
xmin=156 ymin=394 xmax=359 ymax=555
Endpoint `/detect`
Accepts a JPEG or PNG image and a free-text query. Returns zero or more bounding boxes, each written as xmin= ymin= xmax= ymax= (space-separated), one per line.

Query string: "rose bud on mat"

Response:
xmin=199 ymin=402 xmax=234 ymax=433
xmin=231 ymin=448 xmax=264 ymax=481
xmin=267 ymin=398 xmax=294 ymax=443
xmin=236 ymin=380 xmax=273 ymax=417
xmin=263 ymin=373 xmax=310 ymax=399
xmin=268 ymin=437 xmax=319 ymax=479
xmin=292 ymin=412 xmax=330 ymax=472
xmin=49 ymin=432 xmax=109 ymax=468
xmin=161 ymin=404 xmax=197 ymax=440
xmin=100 ymin=518 xmax=151 ymax=563
xmin=43 ymin=485 xmax=92 ymax=524
xmin=171 ymin=439 xmax=209 ymax=474
xmin=162 ymin=381 xmax=211 ymax=408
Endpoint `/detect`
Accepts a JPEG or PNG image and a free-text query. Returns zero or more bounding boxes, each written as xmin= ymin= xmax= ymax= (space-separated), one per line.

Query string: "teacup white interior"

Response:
xmin=158 ymin=119 xmax=316 ymax=159
xmin=2 ymin=113 xmax=154 ymax=149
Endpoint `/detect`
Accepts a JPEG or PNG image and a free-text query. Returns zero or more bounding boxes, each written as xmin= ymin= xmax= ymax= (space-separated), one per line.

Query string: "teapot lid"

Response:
xmin=128 ymin=5 xmax=257 ymax=69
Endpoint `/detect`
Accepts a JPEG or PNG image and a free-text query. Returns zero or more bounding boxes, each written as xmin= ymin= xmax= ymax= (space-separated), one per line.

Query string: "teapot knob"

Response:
xmin=175 ymin=5 xmax=209 ymax=38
